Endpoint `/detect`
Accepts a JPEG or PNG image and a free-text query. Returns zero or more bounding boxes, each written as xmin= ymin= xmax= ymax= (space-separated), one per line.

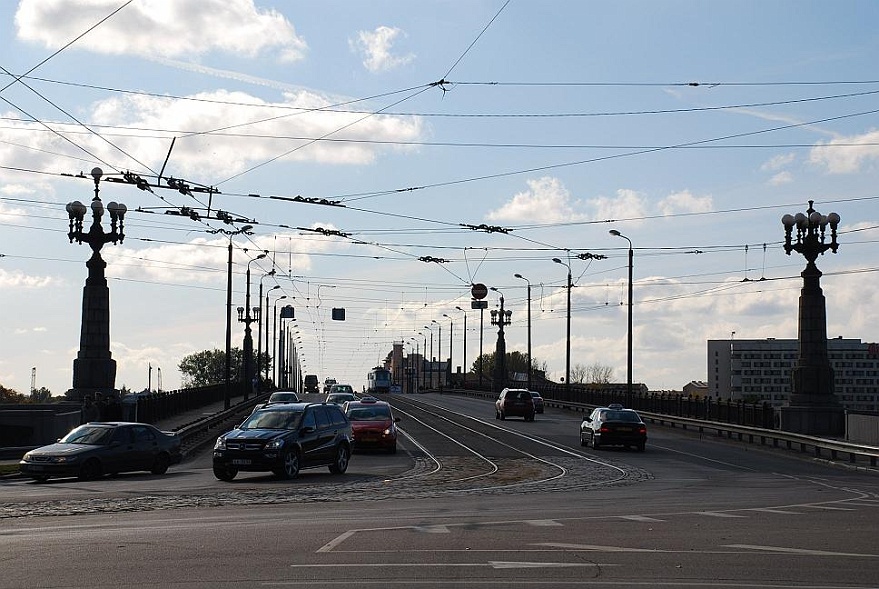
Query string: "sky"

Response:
xmin=1 ymin=0 xmax=878 ymax=397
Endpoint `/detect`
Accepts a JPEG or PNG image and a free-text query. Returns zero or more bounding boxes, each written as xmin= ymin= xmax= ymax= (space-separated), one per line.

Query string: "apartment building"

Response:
xmin=707 ymin=338 xmax=879 ymax=412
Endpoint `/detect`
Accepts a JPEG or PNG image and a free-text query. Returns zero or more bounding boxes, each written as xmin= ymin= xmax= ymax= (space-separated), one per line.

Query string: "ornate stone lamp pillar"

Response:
xmin=65 ymin=168 xmax=126 ymax=402
xmin=779 ymin=201 xmax=843 ymax=435
xmin=489 ymin=287 xmax=512 ymax=393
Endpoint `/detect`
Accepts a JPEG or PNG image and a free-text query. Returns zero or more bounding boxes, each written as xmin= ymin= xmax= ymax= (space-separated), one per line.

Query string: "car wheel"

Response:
xmin=32 ymin=475 xmax=50 ymax=483
xmin=329 ymin=444 xmax=350 ymax=474
xmin=499 ymin=410 xmax=506 ymax=420
xmin=637 ymin=442 xmax=646 ymax=452
xmin=579 ymin=433 xmax=587 ymax=447
xmin=591 ymin=436 xmax=601 ymax=450
xmin=495 ymin=409 xmax=500 ymax=420
xmin=213 ymin=465 xmax=237 ymax=481
xmin=78 ymin=458 xmax=103 ymax=481
xmin=275 ymin=450 xmax=300 ymax=479
xmin=150 ymin=453 xmax=170 ymax=475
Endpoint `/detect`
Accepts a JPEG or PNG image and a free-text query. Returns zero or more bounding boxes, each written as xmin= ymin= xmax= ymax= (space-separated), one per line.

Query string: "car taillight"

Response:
xmin=638 ymin=426 xmax=647 ymax=434
xmin=599 ymin=426 xmax=611 ymax=433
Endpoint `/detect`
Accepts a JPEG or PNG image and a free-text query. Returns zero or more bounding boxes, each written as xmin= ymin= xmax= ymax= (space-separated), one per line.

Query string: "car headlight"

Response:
xmin=22 ymin=452 xmax=33 ymax=461
xmin=265 ymin=438 xmax=284 ymax=450
xmin=214 ymin=436 xmax=227 ymax=450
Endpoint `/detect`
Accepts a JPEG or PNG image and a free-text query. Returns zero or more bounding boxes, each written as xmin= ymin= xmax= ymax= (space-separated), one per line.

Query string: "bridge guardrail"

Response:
xmin=446 ymin=388 xmax=879 ymax=469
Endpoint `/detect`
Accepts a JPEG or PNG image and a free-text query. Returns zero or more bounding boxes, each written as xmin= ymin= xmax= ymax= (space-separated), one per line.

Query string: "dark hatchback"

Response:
xmin=19 ymin=422 xmax=181 ymax=482
xmin=580 ymin=405 xmax=647 ymax=451
xmin=212 ymin=402 xmax=353 ymax=481
xmin=495 ymin=388 xmax=536 ymax=421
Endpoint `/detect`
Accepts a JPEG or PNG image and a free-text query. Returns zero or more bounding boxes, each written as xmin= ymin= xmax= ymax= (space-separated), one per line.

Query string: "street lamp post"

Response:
xmin=489 ymin=287 xmax=513 ymax=393
xmin=263 ymin=284 xmax=280 ymax=383
xmin=609 ymin=230 xmax=634 ymax=407
xmin=238 ymin=253 xmax=266 ymax=400
xmin=552 ymin=257 xmax=572 ymax=389
xmin=272 ymin=295 xmax=287 ymax=387
xmin=432 ymin=319 xmax=442 ymax=387
xmin=779 ymin=201 xmax=843 ymax=435
xmin=514 ymin=273 xmax=532 ymax=391
xmin=443 ymin=313 xmax=454 ymax=384
xmin=424 ymin=325 xmax=434 ymax=388
xmin=455 ymin=306 xmax=467 ymax=385
xmin=257 ymin=273 xmax=277 ymax=392
xmin=65 ymin=167 xmax=127 ymax=401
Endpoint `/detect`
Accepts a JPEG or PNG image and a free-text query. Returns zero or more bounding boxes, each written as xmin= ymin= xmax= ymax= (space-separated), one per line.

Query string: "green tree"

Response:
xmin=470 ymin=351 xmax=539 ymax=379
xmin=0 ymin=384 xmax=26 ymax=404
xmin=29 ymin=387 xmax=52 ymax=403
xmin=178 ymin=348 xmax=269 ymax=388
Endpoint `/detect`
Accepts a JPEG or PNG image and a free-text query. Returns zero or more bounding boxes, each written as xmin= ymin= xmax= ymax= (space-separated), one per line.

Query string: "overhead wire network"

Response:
xmin=2 ymin=1 xmax=877 ymax=392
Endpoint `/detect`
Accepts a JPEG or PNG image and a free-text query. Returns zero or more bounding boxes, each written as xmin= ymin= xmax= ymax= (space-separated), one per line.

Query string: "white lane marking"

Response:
xmin=284 ymin=561 xmax=615 ymax=569
xmin=489 ymin=561 xmax=612 ymax=569
xmin=537 ymin=543 xmax=658 ymax=552
xmin=413 ymin=525 xmax=451 ymax=534
xmin=316 ymin=530 xmax=355 ymax=553
xmin=525 ymin=519 xmax=564 ymax=527
xmin=696 ymin=511 xmax=747 ymax=518
xmin=619 ymin=515 xmax=665 ymax=522
xmin=726 ymin=544 xmax=879 ymax=558
xmin=799 ymin=505 xmax=856 ymax=511
xmin=644 ymin=441 xmax=757 ymax=471
xmin=750 ymin=508 xmax=803 ymax=515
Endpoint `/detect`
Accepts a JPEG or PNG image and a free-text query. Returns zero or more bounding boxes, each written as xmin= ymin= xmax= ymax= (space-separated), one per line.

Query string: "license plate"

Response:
xmin=232 ymin=459 xmax=251 ymax=466
xmin=616 ymin=427 xmax=632 ymax=432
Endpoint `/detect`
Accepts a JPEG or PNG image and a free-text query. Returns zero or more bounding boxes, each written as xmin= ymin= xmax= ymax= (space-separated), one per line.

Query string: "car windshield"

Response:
xmin=333 ymin=386 xmax=353 ymax=394
xmin=347 ymin=406 xmax=391 ymax=421
xmin=603 ymin=410 xmax=640 ymax=422
xmin=242 ymin=409 xmax=303 ymax=430
xmin=60 ymin=425 xmax=115 ymax=445
xmin=269 ymin=393 xmax=298 ymax=403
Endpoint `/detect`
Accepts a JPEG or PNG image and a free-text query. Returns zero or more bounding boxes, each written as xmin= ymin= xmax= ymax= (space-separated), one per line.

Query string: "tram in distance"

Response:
xmin=367 ymin=367 xmax=391 ymax=394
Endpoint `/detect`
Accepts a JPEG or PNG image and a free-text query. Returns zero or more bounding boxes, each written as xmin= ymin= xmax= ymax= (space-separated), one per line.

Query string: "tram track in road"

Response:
xmin=387 ymin=394 xmax=642 ymax=493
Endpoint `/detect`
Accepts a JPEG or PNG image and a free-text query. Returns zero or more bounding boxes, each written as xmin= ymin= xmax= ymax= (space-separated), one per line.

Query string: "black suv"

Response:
xmin=213 ymin=403 xmax=353 ymax=481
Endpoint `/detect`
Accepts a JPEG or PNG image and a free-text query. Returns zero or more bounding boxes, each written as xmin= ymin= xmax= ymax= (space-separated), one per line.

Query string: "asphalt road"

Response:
xmin=1 ymin=392 xmax=877 ymax=588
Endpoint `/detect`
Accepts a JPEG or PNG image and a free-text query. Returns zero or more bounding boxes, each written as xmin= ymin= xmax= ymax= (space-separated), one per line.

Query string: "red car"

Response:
xmin=344 ymin=397 xmax=400 ymax=453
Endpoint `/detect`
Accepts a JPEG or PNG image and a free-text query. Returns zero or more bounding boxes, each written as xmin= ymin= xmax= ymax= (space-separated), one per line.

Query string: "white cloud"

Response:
xmin=350 ymin=26 xmax=415 ymax=72
xmin=587 ymin=188 xmax=648 ymax=223
xmin=809 ymin=129 xmax=879 ymax=173
xmin=761 ymin=153 xmax=796 ymax=171
xmin=769 ymin=171 xmax=793 ymax=185
xmin=656 ymin=190 xmax=713 ymax=216
xmin=1 ymin=89 xmax=424 ymax=178
xmin=486 ymin=177 xmax=586 ymax=223
xmin=15 ymin=0 xmax=307 ymax=61
xmin=0 ymin=269 xmax=55 ymax=289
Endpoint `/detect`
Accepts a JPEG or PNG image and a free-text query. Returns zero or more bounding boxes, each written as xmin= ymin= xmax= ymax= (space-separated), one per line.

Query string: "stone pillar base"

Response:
xmin=779 ymin=404 xmax=844 ymax=436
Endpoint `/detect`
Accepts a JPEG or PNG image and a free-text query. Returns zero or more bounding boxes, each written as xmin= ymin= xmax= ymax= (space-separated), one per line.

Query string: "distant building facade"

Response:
xmin=708 ymin=338 xmax=879 ymax=412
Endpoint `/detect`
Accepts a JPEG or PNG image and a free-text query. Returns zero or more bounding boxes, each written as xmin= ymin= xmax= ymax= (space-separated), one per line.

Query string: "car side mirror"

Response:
xmin=300 ymin=426 xmax=315 ymax=435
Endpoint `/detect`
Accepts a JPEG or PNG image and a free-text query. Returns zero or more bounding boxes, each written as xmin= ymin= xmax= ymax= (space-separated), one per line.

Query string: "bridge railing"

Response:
xmin=447 ymin=386 xmax=879 ymax=468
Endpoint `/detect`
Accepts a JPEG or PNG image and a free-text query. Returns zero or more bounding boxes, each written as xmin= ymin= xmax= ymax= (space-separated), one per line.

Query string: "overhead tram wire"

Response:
xmin=214 ymin=83 xmax=435 ymax=187
xmin=333 ymin=104 xmax=879 ymax=204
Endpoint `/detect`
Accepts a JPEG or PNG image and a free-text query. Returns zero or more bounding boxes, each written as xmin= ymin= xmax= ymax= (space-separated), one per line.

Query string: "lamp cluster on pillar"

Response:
xmin=778 ymin=201 xmax=843 ymax=435
xmin=65 ymin=167 xmax=126 ymax=402
xmin=513 ymin=273 xmax=532 ymax=391
xmin=490 ymin=288 xmax=512 ymax=393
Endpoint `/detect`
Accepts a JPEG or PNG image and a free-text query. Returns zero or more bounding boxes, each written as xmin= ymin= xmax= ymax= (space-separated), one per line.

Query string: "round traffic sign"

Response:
xmin=471 ymin=283 xmax=488 ymax=300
